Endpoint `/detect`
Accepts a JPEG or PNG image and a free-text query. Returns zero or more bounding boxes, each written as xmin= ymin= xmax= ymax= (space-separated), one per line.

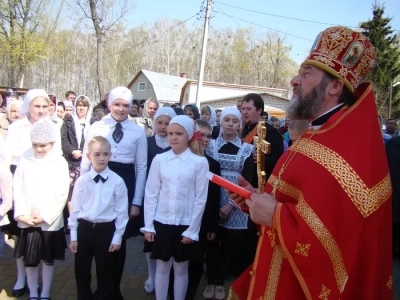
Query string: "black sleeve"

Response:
xmin=206 ymin=159 xmax=221 ymax=234
xmin=242 ymin=154 xmax=254 ymax=184
xmin=264 ymin=123 xmax=284 ymax=179
xmin=60 ymin=119 xmax=75 ymax=156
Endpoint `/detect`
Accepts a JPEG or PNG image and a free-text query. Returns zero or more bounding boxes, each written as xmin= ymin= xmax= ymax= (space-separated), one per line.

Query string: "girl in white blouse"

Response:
xmin=5 ymin=89 xmax=62 ymax=298
xmin=13 ymin=119 xmax=69 ymax=300
xmin=141 ymin=115 xmax=209 ymax=300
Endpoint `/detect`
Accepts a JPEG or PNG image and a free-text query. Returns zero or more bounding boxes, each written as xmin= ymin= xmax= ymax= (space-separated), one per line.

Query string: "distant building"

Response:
xmin=127 ymin=70 xmax=187 ymax=104
xmin=179 ymin=80 xmax=289 ymax=118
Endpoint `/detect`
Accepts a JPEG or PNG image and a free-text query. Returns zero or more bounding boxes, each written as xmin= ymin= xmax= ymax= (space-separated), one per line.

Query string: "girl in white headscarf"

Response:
xmin=201 ymin=105 xmax=220 ymax=139
xmin=143 ymin=107 xmax=176 ymax=293
xmin=48 ymin=94 xmax=64 ymax=128
xmin=203 ymin=106 xmax=255 ymax=300
xmin=141 ymin=115 xmax=209 ymax=300
xmin=5 ymin=89 xmax=62 ymax=298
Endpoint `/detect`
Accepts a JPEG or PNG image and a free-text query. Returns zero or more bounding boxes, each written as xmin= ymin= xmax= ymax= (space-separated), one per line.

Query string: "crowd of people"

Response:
xmin=0 ymin=25 xmax=397 ymax=300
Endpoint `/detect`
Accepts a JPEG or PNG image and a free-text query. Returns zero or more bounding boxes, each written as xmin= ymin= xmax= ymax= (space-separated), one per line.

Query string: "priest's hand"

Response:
xmin=219 ymin=204 xmax=233 ymax=219
xmin=245 ymin=193 xmax=277 ymax=227
xmin=228 ymin=175 xmax=255 ymax=207
xmin=129 ymin=205 xmax=140 ymax=219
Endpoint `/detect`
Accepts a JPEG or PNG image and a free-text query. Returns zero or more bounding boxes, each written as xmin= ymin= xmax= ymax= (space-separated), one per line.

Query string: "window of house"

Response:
xmin=138 ymin=82 xmax=146 ymax=91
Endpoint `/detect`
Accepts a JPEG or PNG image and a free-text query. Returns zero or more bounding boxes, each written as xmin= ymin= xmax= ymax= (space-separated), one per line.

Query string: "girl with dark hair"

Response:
xmin=183 ymin=104 xmax=200 ymax=120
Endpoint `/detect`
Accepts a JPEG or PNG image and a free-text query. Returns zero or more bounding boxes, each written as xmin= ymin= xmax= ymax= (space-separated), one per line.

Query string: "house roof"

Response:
xmin=179 ymin=80 xmax=287 ymax=104
xmin=127 ymin=70 xmax=187 ymax=102
xmin=199 ymin=92 xmax=290 ymax=104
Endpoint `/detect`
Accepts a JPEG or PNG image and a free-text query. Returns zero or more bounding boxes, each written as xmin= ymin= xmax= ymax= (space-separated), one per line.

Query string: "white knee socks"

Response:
xmin=14 ymin=257 xmax=26 ymax=290
xmin=26 ymin=266 xmax=39 ymax=297
xmin=155 ymin=259 xmax=173 ymax=300
xmin=41 ymin=263 xmax=54 ymax=298
xmin=144 ymin=253 xmax=156 ymax=293
xmin=173 ymin=260 xmax=189 ymax=300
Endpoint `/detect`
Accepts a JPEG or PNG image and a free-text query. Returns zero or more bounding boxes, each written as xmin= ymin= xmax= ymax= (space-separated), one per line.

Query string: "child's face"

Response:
xmin=86 ymin=142 xmax=111 ymax=173
xmin=155 ymin=115 xmax=171 ymax=137
xmin=167 ymin=124 xmax=189 ymax=155
xmin=32 ymin=142 xmax=54 ymax=157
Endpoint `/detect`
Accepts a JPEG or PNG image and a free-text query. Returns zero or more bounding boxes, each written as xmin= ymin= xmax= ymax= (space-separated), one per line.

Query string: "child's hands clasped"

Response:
xmin=32 ymin=216 xmax=44 ymax=225
xmin=18 ymin=216 xmax=35 ymax=226
xmin=109 ymin=244 xmax=121 ymax=252
xmin=182 ymin=237 xmax=194 ymax=244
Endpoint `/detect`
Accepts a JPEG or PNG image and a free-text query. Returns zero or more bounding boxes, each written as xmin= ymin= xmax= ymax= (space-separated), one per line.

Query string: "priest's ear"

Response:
xmin=326 ymin=78 xmax=345 ymax=99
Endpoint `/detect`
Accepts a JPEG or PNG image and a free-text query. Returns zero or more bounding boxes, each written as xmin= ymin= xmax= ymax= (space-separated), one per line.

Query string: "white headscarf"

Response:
xmin=169 ymin=115 xmax=196 ymax=140
xmin=154 ymin=107 xmax=177 ymax=122
xmin=220 ymin=106 xmax=242 ymax=128
xmin=108 ymin=86 xmax=133 ymax=108
xmin=63 ymin=100 xmax=73 ymax=109
xmin=204 ymin=105 xmax=217 ymax=126
xmin=21 ymin=89 xmax=49 ymax=117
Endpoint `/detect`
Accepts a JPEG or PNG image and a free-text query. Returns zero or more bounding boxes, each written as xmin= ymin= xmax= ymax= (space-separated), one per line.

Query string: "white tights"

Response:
xmin=155 ymin=258 xmax=189 ymax=300
xmin=26 ymin=262 xmax=54 ymax=298
xmin=144 ymin=253 xmax=156 ymax=293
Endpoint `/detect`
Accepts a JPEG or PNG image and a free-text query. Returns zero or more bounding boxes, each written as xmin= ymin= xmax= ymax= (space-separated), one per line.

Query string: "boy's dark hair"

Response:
xmin=173 ymin=107 xmax=184 ymax=115
xmin=65 ymin=91 xmax=76 ymax=98
xmin=132 ymin=99 xmax=140 ymax=107
xmin=196 ymin=119 xmax=212 ymax=131
xmin=242 ymin=93 xmax=264 ymax=116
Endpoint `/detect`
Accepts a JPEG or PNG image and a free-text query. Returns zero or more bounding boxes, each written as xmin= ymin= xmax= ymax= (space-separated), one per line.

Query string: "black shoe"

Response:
xmin=11 ymin=285 xmax=26 ymax=298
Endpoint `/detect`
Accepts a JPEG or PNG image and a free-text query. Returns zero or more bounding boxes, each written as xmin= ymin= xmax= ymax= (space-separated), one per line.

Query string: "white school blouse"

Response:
xmin=68 ymin=167 xmax=129 ymax=246
xmin=6 ymin=117 xmax=62 ymax=166
xmin=80 ymin=116 xmax=148 ymax=206
xmin=0 ymin=163 xmax=12 ymax=226
xmin=141 ymin=148 xmax=209 ymax=241
xmin=13 ymin=150 xmax=70 ymax=231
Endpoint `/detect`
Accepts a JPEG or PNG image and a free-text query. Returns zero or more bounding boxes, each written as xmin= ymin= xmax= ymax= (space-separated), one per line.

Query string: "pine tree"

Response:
xmin=360 ymin=4 xmax=400 ymax=119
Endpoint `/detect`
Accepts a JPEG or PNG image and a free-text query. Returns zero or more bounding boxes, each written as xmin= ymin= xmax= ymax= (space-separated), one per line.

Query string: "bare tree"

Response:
xmin=74 ymin=0 xmax=135 ymax=100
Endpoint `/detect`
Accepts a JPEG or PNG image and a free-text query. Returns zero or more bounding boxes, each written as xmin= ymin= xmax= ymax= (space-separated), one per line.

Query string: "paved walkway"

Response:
xmin=1 ymin=235 xmax=399 ymax=299
xmin=0 ymin=236 xmax=214 ymax=300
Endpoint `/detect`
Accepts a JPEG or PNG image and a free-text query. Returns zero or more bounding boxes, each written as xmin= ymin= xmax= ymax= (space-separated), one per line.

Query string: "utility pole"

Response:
xmin=195 ymin=0 xmax=211 ymax=108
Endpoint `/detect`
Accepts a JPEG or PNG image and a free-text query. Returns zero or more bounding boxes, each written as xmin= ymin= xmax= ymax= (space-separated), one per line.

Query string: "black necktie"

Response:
xmin=93 ymin=174 xmax=107 ymax=183
xmin=112 ymin=122 xmax=123 ymax=143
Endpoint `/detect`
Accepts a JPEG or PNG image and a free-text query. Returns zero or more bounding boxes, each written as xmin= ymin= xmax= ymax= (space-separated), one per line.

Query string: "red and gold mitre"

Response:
xmin=302 ymin=26 xmax=376 ymax=92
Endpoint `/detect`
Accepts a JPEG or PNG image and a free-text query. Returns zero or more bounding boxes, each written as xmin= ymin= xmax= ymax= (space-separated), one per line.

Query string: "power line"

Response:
xmin=213 ymin=9 xmax=313 ymax=41
xmin=214 ymin=1 xmax=361 ymax=29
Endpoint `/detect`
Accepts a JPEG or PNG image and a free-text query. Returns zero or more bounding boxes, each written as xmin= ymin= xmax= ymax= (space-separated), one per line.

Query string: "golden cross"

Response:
xmin=253 ymin=121 xmax=271 ymax=194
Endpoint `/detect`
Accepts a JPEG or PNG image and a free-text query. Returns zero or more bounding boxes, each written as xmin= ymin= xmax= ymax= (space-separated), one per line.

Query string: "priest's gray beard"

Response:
xmin=286 ymin=77 xmax=330 ymax=120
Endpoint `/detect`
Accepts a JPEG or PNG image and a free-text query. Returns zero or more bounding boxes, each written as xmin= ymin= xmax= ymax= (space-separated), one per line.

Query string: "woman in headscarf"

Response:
xmin=0 ymin=100 xmax=22 ymax=139
xmin=184 ymin=104 xmax=200 ymax=120
xmin=5 ymin=89 xmax=62 ymax=298
xmin=201 ymin=105 xmax=220 ymax=139
xmin=134 ymin=98 xmax=159 ymax=137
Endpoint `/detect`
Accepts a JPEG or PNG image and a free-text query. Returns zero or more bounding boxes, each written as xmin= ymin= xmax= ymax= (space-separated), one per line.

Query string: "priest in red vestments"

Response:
xmin=228 ymin=26 xmax=393 ymax=300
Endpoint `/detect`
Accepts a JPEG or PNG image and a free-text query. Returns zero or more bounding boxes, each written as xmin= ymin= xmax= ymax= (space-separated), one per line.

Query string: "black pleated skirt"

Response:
xmin=150 ymin=221 xmax=197 ymax=262
xmin=14 ymin=227 xmax=67 ymax=267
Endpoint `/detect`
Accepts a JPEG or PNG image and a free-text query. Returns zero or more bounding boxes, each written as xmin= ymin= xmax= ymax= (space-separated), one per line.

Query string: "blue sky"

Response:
xmin=129 ymin=0 xmax=400 ymax=65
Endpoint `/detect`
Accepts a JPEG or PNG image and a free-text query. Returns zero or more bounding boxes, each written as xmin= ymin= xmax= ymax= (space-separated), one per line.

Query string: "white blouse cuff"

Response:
xmin=140 ymin=226 xmax=156 ymax=234
xmin=182 ymin=230 xmax=199 ymax=242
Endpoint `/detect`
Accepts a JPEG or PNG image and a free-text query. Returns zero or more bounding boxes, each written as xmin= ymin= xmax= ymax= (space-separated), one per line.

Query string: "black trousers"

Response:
xmin=168 ymin=231 xmax=208 ymax=300
xmin=75 ymin=219 xmax=116 ymax=300
xmin=108 ymin=161 xmax=136 ymax=300
xmin=206 ymin=227 xmax=258 ymax=286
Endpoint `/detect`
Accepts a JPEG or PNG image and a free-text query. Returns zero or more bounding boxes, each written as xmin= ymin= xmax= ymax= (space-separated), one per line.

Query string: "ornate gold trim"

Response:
xmin=318 ymin=285 xmax=331 ymax=300
xmin=248 ymin=226 xmax=265 ymax=299
xmin=271 ymin=174 xmax=348 ymax=293
xmin=227 ymin=287 xmax=240 ymax=300
xmin=295 ymin=242 xmax=311 ymax=257
xmin=263 ymin=245 xmax=284 ymax=300
xmin=275 ymin=196 xmax=312 ymax=299
xmin=292 ymin=139 xmax=391 ymax=218
xmin=387 ymin=275 xmax=393 ymax=290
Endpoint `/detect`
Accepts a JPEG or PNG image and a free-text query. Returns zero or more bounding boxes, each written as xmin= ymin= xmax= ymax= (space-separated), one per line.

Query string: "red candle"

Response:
xmin=206 ymin=171 xmax=252 ymax=200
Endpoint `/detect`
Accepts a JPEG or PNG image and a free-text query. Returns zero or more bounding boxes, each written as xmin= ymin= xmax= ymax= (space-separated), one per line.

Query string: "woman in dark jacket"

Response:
xmin=61 ymin=95 xmax=92 ymax=210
